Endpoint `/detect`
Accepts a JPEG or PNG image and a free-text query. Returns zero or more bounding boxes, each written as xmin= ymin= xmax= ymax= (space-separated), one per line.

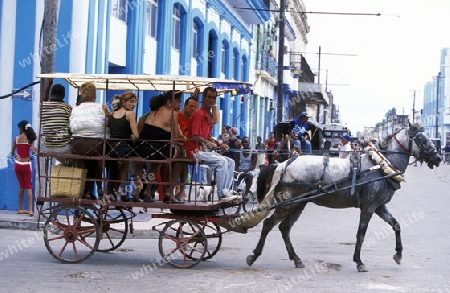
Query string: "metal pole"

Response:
xmin=317 ymin=46 xmax=321 ymax=84
xmin=412 ymin=90 xmax=415 ymax=124
xmin=277 ymin=0 xmax=286 ymax=123
xmin=435 ymin=72 xmax=441 ymax=138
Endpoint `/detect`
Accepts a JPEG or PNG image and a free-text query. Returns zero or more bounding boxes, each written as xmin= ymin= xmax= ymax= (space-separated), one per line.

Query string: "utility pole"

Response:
xmin=317 ymin=46 xmax=321 ymax=84
xmin=412 ymin=90 xmax=416 ymax=124
xmin=277 ymin=0 xmax=286 ymax=123
xmin=39 ymin=0 xmax=59 ymax=215
xmin=40 ymin=0 xmax=59 ymax=102
xmin=435 ymin=72 xmax=441 ymax=138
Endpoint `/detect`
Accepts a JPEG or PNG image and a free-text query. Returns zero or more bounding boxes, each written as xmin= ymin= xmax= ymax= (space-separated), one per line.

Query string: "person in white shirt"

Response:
xmin=334 ymin=135 xmax=352 ymax=158
xmin=69 ymin=82 xmax=109 ymax=199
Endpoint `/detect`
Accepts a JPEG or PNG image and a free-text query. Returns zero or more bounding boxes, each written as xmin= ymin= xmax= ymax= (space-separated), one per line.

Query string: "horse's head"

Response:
xmin=408 ymin=122 xmax=441 ymax=168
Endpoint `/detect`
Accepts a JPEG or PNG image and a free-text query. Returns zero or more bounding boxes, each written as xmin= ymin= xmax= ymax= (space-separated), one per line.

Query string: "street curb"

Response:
xmin=0 ymin=219 xmax=44 ymax=231
xmin=0 ymin=219 xmax=160 ymax=239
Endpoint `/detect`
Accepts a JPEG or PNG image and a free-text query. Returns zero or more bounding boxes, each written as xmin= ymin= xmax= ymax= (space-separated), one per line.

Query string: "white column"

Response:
xmin=0 ymin=0 xmax=16 ymax=169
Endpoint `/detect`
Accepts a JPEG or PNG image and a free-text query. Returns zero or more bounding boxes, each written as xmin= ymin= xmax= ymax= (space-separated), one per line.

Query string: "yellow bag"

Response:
xmin=50 ymin=165 xmax=88 ymax=198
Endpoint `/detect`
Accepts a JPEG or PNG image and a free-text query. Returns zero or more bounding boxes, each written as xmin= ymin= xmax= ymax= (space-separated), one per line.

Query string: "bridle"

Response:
xmin=391 ymin=127 xmax=437 ymax=161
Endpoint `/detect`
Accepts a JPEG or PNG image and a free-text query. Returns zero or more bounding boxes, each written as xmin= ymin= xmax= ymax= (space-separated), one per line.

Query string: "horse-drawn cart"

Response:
xmin=35 ymin=73 xmax=253 ymax=268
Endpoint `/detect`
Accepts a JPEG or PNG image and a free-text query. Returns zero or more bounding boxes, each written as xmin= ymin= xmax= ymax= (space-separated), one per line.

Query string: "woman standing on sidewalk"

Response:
xmin=10 ymin=120 xmax=37 ymax=216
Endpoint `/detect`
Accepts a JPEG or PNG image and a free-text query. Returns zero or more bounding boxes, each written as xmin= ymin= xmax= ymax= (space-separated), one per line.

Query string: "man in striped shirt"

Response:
xmin=41 ymin=84 xmax=72 ymax=154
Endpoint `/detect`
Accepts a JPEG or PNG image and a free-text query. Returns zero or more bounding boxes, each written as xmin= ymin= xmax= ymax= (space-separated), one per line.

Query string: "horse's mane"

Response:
xmin=257 ymin=164 xmax=278 ymax=203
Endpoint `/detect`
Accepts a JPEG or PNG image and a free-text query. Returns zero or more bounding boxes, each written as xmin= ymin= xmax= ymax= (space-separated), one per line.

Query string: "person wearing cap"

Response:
xmin=291 ymin=111 xmax=312 ymax=154
xmin=334 ymin=135 xmax=352 ymax=158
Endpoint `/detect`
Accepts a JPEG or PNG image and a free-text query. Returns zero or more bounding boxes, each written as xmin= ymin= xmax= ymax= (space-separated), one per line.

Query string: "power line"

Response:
xmin=233 ymin=7 xmax=383 ymax=17
xmin=291 ymin=51 xmax=357 ymax=57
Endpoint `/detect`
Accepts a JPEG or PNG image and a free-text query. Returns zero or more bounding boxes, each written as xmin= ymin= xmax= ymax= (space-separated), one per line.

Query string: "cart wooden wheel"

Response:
xmin=158 ymin=219 xmax=207 ymax=268
xmin=87 ymin=207 xmax=129 ymax=252
xmin=181 ymin=222 xmax=222 ymax=261
xmin=43 ymin=206 xmax=100 ymax=263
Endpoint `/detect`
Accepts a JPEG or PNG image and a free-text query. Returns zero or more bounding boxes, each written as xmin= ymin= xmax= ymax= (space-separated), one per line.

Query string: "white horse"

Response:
xmin=247 ymin=123 xmax=441 ymax=272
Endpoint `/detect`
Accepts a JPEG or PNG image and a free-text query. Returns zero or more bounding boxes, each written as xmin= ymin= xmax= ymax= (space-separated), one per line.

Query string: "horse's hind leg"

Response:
xmin=375 ymin=204 xmax=403 ymax=265
xmin=246 ymin=213 xmax=281 ymax=266
xmin=279 ymin=203 xmax=307 ymax=268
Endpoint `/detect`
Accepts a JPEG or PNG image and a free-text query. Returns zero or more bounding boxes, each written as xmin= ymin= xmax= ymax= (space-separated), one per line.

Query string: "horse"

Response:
xmin=246 ymin=123 xmax=441 ymax=272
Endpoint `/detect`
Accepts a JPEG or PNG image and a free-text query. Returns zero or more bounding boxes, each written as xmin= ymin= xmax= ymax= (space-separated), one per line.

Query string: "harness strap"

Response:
xmin=280 ymin=153 xmax=299 ymax=181
xmin=257 ymin=169 xmax=400 ymax=212
xmin=393 ymin=134 xmax=410 ymax=152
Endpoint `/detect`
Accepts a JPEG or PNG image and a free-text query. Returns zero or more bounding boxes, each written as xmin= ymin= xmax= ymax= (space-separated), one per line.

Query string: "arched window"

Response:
xmin=193 ymin=21 xmax=198 ymax=58
xmin=233 ymin=48 xmax=239 ymax=80
xmin=172 ymin=3 xmax=181 ymax=50
xmin=241 ymin=55 xmax=248 ymax=81
xmin=146 ymin=0 xmax=158 ymax=38
xmin=221 ymin=41 xmax=229 ymax=76
xmin=111 ymin=0 xmax=127 ymax=22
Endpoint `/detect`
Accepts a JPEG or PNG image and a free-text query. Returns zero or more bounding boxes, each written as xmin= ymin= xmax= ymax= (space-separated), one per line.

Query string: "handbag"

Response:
xmin=50 ymin=165 xmax=88 ymax=198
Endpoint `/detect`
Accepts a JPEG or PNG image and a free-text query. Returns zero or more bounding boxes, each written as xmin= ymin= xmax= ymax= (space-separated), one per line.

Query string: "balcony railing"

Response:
xmin=256 ymin=52 xmax=278 ymax=79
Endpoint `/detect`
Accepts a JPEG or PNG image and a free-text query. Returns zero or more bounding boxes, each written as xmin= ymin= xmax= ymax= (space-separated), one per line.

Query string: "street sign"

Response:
xmin=12 ymin=89 xmax=32 ymax=100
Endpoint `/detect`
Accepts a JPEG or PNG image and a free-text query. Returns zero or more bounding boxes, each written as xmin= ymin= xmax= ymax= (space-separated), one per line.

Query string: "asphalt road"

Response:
xmin=0 ymin=163 xmax=449 ymax=293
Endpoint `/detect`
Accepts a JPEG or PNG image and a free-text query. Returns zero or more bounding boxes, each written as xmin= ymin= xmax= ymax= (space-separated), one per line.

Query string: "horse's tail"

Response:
xmin=257 ymin=164 xmax=278 ymax=203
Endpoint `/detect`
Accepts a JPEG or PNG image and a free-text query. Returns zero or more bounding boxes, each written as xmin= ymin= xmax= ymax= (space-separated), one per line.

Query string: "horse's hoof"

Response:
xmin=293 ymin=256 xmax=305 ymax=268
xmin=357 ymin=264 xmax=368 ymax=272
xmin=393 ymin=254 xmax=402 ymax=265
xmin=246 ymin=255 xmax=256 ymax=266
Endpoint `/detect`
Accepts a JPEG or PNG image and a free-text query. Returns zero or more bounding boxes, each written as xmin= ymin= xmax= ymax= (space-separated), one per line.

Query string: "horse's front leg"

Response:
xmin=353 ymin=210 xmax=374 ymax=272
xmin=246 ymin=213 xmax=280 ymax=266
xmin=279 ymin=203 xmax=307 ymax=268
xmin=375 ymin=205 xmax=402 ymax=265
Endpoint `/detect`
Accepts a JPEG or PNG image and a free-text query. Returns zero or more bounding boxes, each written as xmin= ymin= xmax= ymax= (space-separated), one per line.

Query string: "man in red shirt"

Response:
xmin=185 ymin=87 xmax=237 ymax=201
xmin=176 ymin=97 xmax=198 ymax=200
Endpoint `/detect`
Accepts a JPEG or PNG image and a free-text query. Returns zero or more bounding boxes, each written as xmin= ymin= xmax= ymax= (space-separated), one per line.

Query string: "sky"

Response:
xmin=302 ymin=0 xmax=450 ymax=134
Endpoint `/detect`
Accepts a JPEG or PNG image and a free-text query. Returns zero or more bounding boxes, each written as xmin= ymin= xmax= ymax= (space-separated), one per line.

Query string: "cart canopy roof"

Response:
xmin=37 ymin=73 xmax=253 ymax=94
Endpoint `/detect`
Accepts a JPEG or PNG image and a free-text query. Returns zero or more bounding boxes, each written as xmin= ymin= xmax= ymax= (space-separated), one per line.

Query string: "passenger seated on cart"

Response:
xmin=69 ymin=82 xmax=109 ymax=199
xmin=108 ymin=91 xmax=140 ymax=202
xmin=136 ymin=91 xmax=186 ymax=203
xmin=185 ymin=87 xmax=237 ymax=202
xmin=40 ymin=83 xmax=72 ymax=158
xmin=105 ymin=95 xmax=121 ymax=195
xmin=234 ymin=136 xmax=257 ymax=198
xmin=176 ymin=95 xmax=199 ymax=201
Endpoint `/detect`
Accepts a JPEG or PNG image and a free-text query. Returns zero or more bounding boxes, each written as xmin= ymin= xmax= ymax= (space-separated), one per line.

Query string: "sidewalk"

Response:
xmin=0 ymin=207 xmax=169 ymax=239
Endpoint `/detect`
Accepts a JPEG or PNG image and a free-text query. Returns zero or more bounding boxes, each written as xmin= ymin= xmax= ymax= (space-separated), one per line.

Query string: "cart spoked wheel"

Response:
xmin=158 ymin=219 xmax=207 ymax=268
xmin=91 ymin=207 xmax=130 ymax=252
xmin=43 ymin=206 xmax=100 ymax=263
xmin=184 ymin=222 xmax=222 ymax=261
